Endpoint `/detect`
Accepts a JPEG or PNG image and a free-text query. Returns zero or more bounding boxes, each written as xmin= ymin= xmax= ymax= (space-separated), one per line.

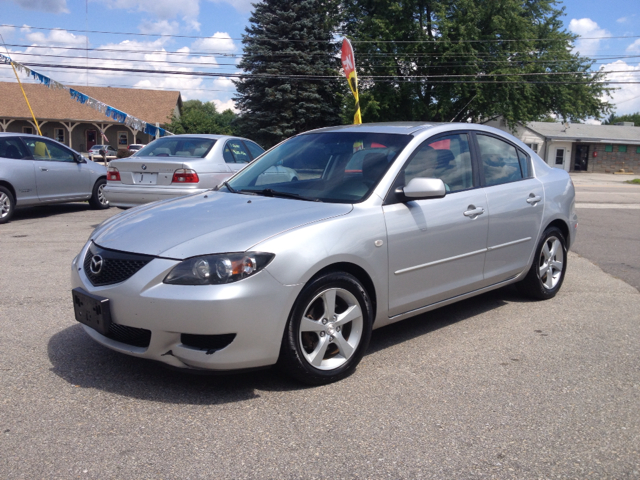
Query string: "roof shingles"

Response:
xmin=0 ymin=81 xmax=180 ymax=125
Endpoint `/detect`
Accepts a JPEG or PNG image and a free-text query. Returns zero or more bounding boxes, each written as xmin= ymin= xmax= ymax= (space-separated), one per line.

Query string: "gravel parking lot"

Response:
xmin=1 ymin=204 xmax=639 ymax=479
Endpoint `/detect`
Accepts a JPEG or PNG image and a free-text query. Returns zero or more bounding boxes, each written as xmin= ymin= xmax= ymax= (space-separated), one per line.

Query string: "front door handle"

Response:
xmin=40 ymin=167 xmax=48 ymax=171
xmin=463 ymin=205 xmax=485 ymax=218
xmin=527 ymin=194 xmax=541 ymax=205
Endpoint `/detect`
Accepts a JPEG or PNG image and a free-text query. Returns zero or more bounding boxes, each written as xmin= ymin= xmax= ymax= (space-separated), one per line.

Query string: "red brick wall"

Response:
xmin=587 ymin=143 xmax=640 ymax=173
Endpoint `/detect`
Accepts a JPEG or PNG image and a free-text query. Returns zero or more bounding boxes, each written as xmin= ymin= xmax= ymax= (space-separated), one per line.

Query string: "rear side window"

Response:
xmin=223 ymin=140 xmax=251 ymax=163
xmin=0 ymin=137 xmax=30 ymax=159
xmin=476 ymin=134 xmax=524 ymax=186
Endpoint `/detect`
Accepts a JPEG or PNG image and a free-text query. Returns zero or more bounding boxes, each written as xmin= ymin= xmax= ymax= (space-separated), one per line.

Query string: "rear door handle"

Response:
xmin=40 ymin=167 xmax=48 ymax=171
xmin=463 ymin=205 xmax=485 ymax=218
xmin=527 ymin=194 xmax=541 ymax=205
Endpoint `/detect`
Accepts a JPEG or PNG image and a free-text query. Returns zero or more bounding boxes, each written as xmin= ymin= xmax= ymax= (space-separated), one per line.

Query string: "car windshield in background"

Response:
xmin=135 ymin=137 xmax=216 ymax=158
xmin=226 ymin=132 xmax=412 ymax=203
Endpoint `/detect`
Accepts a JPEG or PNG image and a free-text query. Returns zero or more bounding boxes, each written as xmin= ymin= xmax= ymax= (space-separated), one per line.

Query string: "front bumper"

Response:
xmin=103 ymin=184 xmax=207 ymax=207
xmin=71 ymin=242 xmax=302 ymax=370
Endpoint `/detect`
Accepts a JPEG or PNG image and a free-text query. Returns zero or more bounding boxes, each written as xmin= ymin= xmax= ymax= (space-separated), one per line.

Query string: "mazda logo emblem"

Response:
xmin=141 ymin=164 xmax=147 ymax=170
xmin=90 ymin=255 xmax=104 ymax=274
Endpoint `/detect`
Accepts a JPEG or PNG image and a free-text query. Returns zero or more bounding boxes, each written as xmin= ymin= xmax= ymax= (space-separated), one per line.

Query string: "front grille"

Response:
xmin=181 ymin=333 xmax=236 ymax=353
xmin=106 ymin=323 xmax=151 ymax=348
xmin=83 ymin=243 xmax=154 ymax=286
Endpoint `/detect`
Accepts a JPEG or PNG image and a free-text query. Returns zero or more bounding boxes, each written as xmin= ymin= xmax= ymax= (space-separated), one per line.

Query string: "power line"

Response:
xmin=2 ymin=24 xmax=640 ymax=43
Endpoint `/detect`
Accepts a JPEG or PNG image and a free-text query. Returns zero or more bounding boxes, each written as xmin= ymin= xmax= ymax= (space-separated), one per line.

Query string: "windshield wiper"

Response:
xmin=221 ymin=181 xmax=237 ymax=193
xmin=239 ymin=188 xmax=320 ymax=202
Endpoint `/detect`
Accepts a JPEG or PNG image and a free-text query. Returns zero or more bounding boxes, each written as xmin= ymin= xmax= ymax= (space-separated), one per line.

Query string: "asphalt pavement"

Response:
xmin=1 ymin=199 xmax=639 ymax=479
xmin=571 ymin=172 xmax=640 ymax=291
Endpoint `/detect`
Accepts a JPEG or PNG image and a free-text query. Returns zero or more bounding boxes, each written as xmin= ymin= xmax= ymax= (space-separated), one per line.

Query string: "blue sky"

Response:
xmin=0 ymin=0 xmax=639 ymax=118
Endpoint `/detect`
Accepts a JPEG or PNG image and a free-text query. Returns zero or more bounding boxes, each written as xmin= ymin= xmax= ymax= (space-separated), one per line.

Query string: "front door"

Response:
xmin=553 ymin=148 xmax=566 ymax=170
xmin=384 ymin=133 xmax=488 ymax=317
xmin=573 ymin=144 xmax=589 ymax=171
xmin=86 ymin=130 xmax=97 ymax=151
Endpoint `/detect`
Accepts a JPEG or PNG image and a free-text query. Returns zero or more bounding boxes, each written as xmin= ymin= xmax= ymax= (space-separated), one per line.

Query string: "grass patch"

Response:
xmin=625 ymin=178 xmax=640 ymax=184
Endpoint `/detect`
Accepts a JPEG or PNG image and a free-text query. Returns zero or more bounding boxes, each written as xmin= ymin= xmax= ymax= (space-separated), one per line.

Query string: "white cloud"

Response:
xmin=626 ymin=39 xmax=640 ymax=54
xmin=212 ymin=98 xmax=238 ymax=113
xmin=138 ymin=20 xmax=181 ymax=36
xmin=208 ymin=0 xmax=254 ymax=14
xmin=617 ymin=17 xmax=628 ymax=23
xmin=191 ymin=32 xmax=237 ymax=54
xmin=99 ymin=0 xmax=199 ymax=21
xmin=568 ymin=18 xmax=610 ymax=56
xmin=599 ymin=61 xmax=640 ymax=115
xmin=22 ymin=27 xmax=87 ymax=46
xmin=4 ymin=0 xmax=68 ymax=13
xmin=584 ymin=118 xmax=602 ymax=125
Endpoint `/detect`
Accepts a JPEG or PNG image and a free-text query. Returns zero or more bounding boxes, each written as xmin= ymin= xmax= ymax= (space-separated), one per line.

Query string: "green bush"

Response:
xmin=117 ymin=149 xmax=134 ymax=158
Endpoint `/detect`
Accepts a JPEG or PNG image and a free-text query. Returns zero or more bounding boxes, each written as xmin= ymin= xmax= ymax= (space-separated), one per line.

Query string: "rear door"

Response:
xmin=0 ymin=137 xmax=38 ymax=205
xmin=24 ymin=138 xmax=92 ymax=201
xmin=223 ymin=139 xmax=253 ymax=173
xmin=474 ymin=132 xmax=544 ymax=283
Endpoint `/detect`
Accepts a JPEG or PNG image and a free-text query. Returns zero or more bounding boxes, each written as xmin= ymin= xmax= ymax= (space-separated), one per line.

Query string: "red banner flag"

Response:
xmin=341 ymin=38 xmax=361 ymax=124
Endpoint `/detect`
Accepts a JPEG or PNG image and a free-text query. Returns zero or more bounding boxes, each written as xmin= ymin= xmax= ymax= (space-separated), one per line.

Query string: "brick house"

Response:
xmin=484 ymin=118 xmax=640 ymax=173
xmin=0 ymin=81 xmax=182 ymax=153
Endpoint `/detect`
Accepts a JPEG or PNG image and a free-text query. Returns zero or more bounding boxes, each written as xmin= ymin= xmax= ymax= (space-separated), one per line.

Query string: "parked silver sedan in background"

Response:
xmin=103 ymin=134 xmax=265 ymax=208
xmin=71 ymin=123 xmax=577 ymax=384
xmin=0 ymin=133 xmax=109 ymax=224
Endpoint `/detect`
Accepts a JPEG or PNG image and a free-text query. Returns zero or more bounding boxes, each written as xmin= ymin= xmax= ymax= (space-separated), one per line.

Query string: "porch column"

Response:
xmin=0 ymin=119 xmax=15 ymax=132
xmin=61 ymin=121 xmax=80 ymax=149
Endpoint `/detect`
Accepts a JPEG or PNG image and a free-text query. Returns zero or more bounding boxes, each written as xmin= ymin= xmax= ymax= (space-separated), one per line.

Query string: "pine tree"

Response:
xmin=234 ymin=0 xmax=342 ymax=148
xmin=341 ymin=0 xmax=612 ymax=127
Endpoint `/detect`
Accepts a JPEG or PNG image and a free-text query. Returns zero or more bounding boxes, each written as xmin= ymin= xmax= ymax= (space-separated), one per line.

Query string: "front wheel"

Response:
xmin=278 ymin=272 xmax=373 ymax=385
xmin=89 ymin=178 xmax=109 ymax=209
xmin=517 ymin=226 xmax=567 ymax=300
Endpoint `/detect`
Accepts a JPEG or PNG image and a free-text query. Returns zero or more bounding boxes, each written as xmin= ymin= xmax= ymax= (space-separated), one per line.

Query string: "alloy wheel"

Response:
xmin=0 ymin=192 xmax=10 ymax=218
xmin=538 ymin=236 xmax=564 ymax=290
xmin=97 ymin=183 xmax=108 ymax=206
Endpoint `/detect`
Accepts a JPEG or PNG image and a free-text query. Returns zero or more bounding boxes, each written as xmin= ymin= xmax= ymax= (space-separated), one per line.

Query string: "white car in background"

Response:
xmin=103 ymin=134 xmax=266 ymax=208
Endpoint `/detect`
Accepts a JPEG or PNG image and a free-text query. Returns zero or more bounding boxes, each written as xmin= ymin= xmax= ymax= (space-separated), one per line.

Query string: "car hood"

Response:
xmin=92 ymin=192 xmax=353 ymax=259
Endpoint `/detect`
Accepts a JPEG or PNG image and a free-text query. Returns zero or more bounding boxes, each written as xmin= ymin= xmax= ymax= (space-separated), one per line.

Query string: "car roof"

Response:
xmin=305 ymin=122 xmax=450 ymax=135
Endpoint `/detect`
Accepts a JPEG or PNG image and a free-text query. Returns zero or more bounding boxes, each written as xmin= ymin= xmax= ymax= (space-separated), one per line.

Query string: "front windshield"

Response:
xmin=135 ymin=137 xmax=216 ymax=158
xmin=225 ymin=132 xmax=412 ymax=203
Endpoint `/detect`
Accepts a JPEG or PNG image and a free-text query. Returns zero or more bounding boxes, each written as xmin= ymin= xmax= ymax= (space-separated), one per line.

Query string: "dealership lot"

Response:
xmin=1 ymin=203 xmax=639 ymax=479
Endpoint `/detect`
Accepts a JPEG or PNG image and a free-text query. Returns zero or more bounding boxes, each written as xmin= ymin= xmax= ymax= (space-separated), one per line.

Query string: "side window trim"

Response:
xmin=16 ymin=137 xmax=35 ymax=160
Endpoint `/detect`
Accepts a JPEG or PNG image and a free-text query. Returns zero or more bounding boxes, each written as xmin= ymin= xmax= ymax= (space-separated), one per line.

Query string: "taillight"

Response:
xmin=107 ymin=167 xmax=120 ymax=182
xmin=172 ymin=168 xmax=199 ymax=183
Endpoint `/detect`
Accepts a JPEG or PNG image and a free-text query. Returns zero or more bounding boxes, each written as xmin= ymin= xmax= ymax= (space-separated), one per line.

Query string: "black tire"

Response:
xmin=89 ymin=178 xmax=109 ymax=209
xmin=278 ymin=272 xmax=373 ymax=385
xmin=517 ymin=226 xmax=568 ymax=300
xmin=0 ymin=186 xmax=15 ymax=225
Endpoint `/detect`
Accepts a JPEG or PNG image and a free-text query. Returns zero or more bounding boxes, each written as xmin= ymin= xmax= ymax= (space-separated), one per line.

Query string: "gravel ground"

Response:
xmin=1 ymin=204 xmax=639 ymax=479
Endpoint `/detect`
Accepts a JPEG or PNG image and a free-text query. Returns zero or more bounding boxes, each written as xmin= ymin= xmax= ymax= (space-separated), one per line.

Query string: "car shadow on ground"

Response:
xmin=47 ymin=284 xmax=533 ymax=404
xmin=11 ymin=203 xmax=93 ymax=221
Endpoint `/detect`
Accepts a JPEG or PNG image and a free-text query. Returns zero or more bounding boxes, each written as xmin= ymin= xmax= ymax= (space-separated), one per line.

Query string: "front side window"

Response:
xmin=477 ymin=134 xmax=524 ymax=186
xmin=226 ymin=132 xmax=412 ymax=203
xmin=402 ymin=133 xmax=473 ymax=193
xmin=0 ymin=138 xmax=30 ymax=159
xmin=23 ymin=138 xmax=75 ymax=162
xmin=135 ymin=137 xmax=216 ymax=158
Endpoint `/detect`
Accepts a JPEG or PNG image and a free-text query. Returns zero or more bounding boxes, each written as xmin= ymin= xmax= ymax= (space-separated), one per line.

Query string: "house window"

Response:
xmin=22 ymin=126 xmax=33 ymax=134
xmin=605 ymin=145 xmax=613 ymax=152
xmin=118 ymin=131 xmax=128 ymax=149
xmin=618 ymin=145 xmax=627 ymax=153
xmin=555 ymin=148 xmax=565 ymax=165
xmin=54 ymin=128 xmax=65 ymax=143
xmin=525 ymin=143 xmax=539 ymax=153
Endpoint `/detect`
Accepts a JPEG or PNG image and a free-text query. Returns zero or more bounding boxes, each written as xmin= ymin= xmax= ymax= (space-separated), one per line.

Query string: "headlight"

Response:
xmin=164 ymin=252 xmax=275 ymax=285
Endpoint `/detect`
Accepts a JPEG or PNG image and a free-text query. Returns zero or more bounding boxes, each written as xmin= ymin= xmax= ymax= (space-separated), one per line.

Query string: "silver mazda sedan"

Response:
xmin=1 ymin=133 xmax=109 ymax=224
xmin=71 ymin=123 xmax=577 ymax=384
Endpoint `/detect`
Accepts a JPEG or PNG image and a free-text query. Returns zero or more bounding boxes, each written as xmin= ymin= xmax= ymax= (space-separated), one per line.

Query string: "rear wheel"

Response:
xmin=278 ymin=272 xmax=373 ymax=385
xmin=0 ymin=186 xmax=15 ymax=224
xmin=517 ymin=226 xmax=567 ymax=300
xmin=89 ymin=178 xmax=109 ymax=209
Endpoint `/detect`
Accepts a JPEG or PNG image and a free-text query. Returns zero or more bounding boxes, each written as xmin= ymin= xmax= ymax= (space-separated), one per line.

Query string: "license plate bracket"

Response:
xmin=72 ymin=287 xmax=112 ymax=336
xmin=134 ymin=172 xmax=157 ymax=185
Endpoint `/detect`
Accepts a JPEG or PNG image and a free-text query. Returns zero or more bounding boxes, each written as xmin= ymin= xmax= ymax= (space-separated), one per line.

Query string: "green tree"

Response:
xmin=166 ymin=100 xmax=237 ymax=135
xmin=603 ymin=112 xmax=640 ymax=126
xmin=340 ymin=0 xmax=612 ymax=128
xmin=234 ymin=0 xmax=342 ymax=148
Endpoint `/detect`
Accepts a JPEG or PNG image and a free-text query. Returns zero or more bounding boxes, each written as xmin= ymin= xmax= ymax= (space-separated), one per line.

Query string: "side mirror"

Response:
xmin=75 ymin=154 xmax=87 ymax=163
xmin=396 ymin=177 xmax=446 ymax=201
